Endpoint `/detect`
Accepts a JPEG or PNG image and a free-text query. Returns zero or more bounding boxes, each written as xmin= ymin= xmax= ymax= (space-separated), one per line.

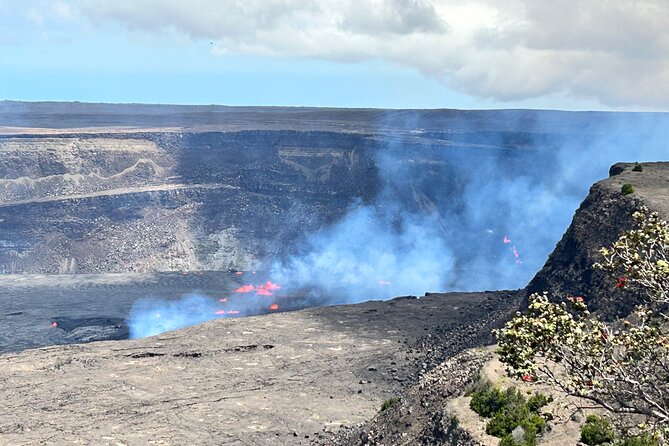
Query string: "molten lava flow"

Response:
xmin=263 ymin=281 xmax=281 ymax=290
xmin=50 ymin=322 xmax=58 ymax=328
xmin=503 ymin=235 xmax=523 ymax=264
xmin=214 ymin=309 xmax=242 ymax=316
xmin=235 ymin=280 xmax=282 ymax=296
xmin=270 ymin=304 xmax=279 ymax=311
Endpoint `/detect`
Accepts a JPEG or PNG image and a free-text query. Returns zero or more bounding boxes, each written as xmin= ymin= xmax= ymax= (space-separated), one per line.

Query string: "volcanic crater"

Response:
xmin=1 ymin=102 xmax=668 ymax=445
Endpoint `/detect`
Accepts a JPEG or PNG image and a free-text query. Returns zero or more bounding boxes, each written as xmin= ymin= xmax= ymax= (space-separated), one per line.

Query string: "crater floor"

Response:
xmin=0 ymin=273 xmax=520 ymax=445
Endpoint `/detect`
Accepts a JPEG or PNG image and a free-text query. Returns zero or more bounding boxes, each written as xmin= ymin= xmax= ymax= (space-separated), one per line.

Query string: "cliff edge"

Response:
xmin=528 ymin=161 xmax=669 ymax=317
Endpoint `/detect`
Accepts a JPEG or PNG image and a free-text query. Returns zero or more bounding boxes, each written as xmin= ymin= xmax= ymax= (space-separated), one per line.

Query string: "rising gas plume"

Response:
xmin=129 ymin=112 xmax=669 ymax=337
xmin=271 ymin=112 xmax=669 ymax=301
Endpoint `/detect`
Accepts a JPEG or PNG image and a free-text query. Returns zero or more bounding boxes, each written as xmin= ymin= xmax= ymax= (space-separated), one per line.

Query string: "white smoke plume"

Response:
xmin=127 ymin=294 xmax=218 ymax=338
xmin=271 ymin=112 xmax=669 ymax=301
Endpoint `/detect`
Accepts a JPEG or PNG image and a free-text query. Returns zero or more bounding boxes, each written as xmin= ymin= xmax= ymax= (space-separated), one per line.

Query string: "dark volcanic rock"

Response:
xmin=2 ymin=104 xmax=666 ymax=277
xmin=528 ymin=162 xmax=669 ymax=317
xmin=0 ymin=131 xmax=381 ymax=274
xmin=321 ymin=349 xmax=487 ymax=446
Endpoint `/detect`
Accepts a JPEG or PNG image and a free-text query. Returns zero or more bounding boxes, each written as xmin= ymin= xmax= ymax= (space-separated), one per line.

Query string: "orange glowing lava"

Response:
xmin=51 ymin=322 xmax=58 ymax=328
xmin=235 ymin=280 xmax=282 ymax=296
xmin=263 ymin=281 xmax=281 ymax=290
xmin=270 ymin=304 xmax=279 ymax=311
xmin=503 ymin=235 xmax=523 ymax=264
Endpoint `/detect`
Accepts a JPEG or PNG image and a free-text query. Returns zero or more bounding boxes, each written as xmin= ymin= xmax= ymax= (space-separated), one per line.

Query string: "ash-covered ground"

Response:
xmin=0 ymin=285 xmax=522 ymax=445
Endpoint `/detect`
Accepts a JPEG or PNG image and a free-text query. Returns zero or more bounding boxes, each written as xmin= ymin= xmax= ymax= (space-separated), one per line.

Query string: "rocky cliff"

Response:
xmin=0 ymin=131 xmax=380 ymax=273
xmin=528 ymin=161 xmax=669 ymax=317
xmin=2 ymin=102 xmax=666 ymax=279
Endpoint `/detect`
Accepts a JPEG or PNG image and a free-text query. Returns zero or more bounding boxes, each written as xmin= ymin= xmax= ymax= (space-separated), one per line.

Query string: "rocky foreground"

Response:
xmin=0 ymin=289 xmax=520 ymax=445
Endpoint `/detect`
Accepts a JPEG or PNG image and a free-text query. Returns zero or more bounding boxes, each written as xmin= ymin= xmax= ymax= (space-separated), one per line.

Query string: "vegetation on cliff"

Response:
xmin=496 ymin=207 xmax=669 ymax=442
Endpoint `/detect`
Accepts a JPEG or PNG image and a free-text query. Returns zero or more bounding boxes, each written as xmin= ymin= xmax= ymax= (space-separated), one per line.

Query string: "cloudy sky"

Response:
xmin=0 ymin=0 xmax=667 ymax=110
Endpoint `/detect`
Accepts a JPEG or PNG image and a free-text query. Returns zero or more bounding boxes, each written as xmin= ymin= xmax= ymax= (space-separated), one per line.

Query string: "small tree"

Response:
xmin=495 ymin=208 xmax=669 ymax=440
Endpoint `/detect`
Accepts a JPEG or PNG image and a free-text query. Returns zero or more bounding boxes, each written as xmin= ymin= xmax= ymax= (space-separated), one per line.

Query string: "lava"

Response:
xmin=263 ymin=281 xmax=281 ymax=290
xmin=503 ymin=235 xmax=523 ymax=264
xmin=235 ymin=280 xmax=282 ymax=296
xmin=235 ymin=284 xmax=256 ymax=293
xmin=214 ymin=309 xmax=241 ymax=316
xmin=222 ymin=279 xmax=283 ymax=316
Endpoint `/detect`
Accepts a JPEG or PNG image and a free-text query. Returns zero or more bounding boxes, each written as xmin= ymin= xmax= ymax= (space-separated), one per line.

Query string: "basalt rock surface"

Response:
xmin=0 ymin=131 xmax=380 ymax=274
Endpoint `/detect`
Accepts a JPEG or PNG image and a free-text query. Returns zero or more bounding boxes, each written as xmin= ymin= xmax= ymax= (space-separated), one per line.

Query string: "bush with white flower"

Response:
xmin=495 ymin=207 xmax=669 ymax=441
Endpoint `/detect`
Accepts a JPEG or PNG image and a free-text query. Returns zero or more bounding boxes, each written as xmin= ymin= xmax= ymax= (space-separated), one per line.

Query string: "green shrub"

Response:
xmin=380 ymin=397 xmax=399 ymax=412
xmin=470 ymin=385 xmax=509 ymax=418
xmin=581 ymin=415 xmax=616 ymax=445
xmin=499 ymin=421 xmax=538 ymax=446
xmin=470 ymin=385 xmax=549 ymax=443
xmin=633 ymin=163 xmax=643 ymax=172
xmin=622 ymin=183 xmax=635 ymax=195
xmin=527 ymin=393 xmax=552 ymax=413
xmin=616 ymin=434 xmax=660 ymax=446
xmin=487 ymin=407 xmax=545 ymax=438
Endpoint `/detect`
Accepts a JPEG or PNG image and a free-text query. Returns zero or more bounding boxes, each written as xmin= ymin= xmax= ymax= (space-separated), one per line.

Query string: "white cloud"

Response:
xmin=50 ymin=0 xmax=669 ymax=108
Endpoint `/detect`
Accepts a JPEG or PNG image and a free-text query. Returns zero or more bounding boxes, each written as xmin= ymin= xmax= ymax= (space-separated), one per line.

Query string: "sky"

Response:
xmin=0 ymin=0 xmax=667 ymax=110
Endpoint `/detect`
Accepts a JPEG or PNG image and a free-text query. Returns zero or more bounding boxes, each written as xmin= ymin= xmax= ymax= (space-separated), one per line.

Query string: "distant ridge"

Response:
xmin=2 ymin=100 xmax=667 ymax=133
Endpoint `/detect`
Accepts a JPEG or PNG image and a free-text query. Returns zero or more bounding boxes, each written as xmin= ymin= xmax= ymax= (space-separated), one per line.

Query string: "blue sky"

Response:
xmin=0 ymin=1 xmax=667 ymax=110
